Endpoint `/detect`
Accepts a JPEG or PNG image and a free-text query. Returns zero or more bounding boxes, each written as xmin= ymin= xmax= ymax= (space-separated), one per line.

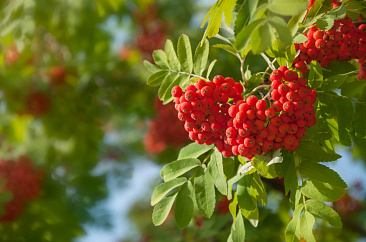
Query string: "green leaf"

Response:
xmin=228 ymin=211 xmax=246 ymax=242
xmin=251 ymin=173 xmax=267 ymax=205
xmin=152 ymin=193 xmax=177 ymax=226
xmin=336 ymin=98 xmax=354 ymax=146
xmin=301 ymin=179 xmax=346 ymax=202
xmin=304 ymin=0 xmax=332 ymax=25
xmin=153 ymin=49 xmax=170 ymax=69
xmin=269 ymin=39 xmax=287 ymax=66
xmin=165 ymin=39 xmax=181 ymax=71
xmin=208 ymin=149 xmax=228 ymax=195
xmin=308 ymin=61 xmax=323 ymax=89
xmin=235 ymin=18 xmax=267 ymax=52
xmin=241 ymin=204 xmax=259 ymax=227
xmin=268 ymin=0 xmax=308 ymax=16
xmin=299 ymin=161 xmax=347 ymax=191
xmin=234 ymin=0 xmax=259 ymax=36
xmin=144 ymin=60 xmax=162 ymax=73
xmin=147 ymin=70 xmax=168 ymax=87
xmin=295 ymin=141 xmax=341 ymax=162
xmin=286 ymin=44 xmax=297 ymax=64
xmin=206 ymin=59 xmax=217 ymax=80
xmin=251 ymin=150 xmax=282 ymax=178
xmin=306 ymin=199 xmax=342 ymax=228
xmin=177 ymin=34 xmax=193 ymax=73
xmin=194 ymin=167 xmax=216 ymax=218
xmin=223 ymin=156 xmax=236 ymax=178
xmin=324 ymin=61 xmax=357 ymax=75
xmin=354 ymin=103 xmax=366 ymax=138
xmin=292 ymin=34 xmax=307 ymax=44
xmin=316 ymin=4 xmax=347 ymax=31
xmin=302 ymin=125 xmax=332 ymax=141
xmin=174 ymin=181 xmax=194 ymax=229
xmin=158 ymin=72 xmax=180 ymax=102
xmin=268 ymin=16 xmax=292 ymax=46
xmin=251 ymin=22 xmax=273 ymax=54
xmin=229 ymin=192 xmax=238 ymax=219
xmin=300 ymin=211 xmax=316 ymax=242
xmin=200 ymin=0 xmax=237 ymax=41
xmin=151 ymin=177 xmax=187 ymax=206
xmin=237 ymin=174 xmax=255 ymax=211
xmin=178 ymin=142 xmax=213 ymax=159
xmin=213 ymin=44 xmax=238 ymax=56
xmin=323 ymin=74 xmax=349 ymax=91
xmin=288 ymin=11 xmax=307 ymax=36
xmin=194 ymin=38 xmax=209 ymax=76
xmin=161 ymin=158 xmax=201 ymax=182
xmin=285 ymin=204 xmax=304 ymax=242
xmin=282 ymin=151 xmax=298 ymax=195
xmin=341 ymin=81 xmax=366 ymax=97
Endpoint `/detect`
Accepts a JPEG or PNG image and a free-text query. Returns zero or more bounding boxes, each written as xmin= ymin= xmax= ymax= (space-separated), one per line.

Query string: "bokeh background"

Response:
xmin=0 ymin=0 xmax=365 ymax=241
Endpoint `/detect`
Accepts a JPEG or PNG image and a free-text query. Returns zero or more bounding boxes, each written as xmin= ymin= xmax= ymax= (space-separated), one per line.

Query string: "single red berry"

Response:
xmin=171 ymin=86 xmax=183 ymax=97
xmin=265 ymin=108 xmax=276 ymax=118
xmin=246 ymin=95 xmax=258 ymax=106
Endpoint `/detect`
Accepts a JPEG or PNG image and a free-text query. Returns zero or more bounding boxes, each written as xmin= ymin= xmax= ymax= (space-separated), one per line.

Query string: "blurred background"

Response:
xmin=0 ymin=0 xmax=364 ymax=241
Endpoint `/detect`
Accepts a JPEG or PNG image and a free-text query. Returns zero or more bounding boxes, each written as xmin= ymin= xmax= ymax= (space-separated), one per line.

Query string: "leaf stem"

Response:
xmin=241 ymin=56 xmax=248 ymax=85
xmin=202 ymin=150 xmax=213 ymax=165
xmin=260 ymin=53 xmax=275 ymax=71
xmin=261 ymin=58 xmax=277 ymax=80
xmin=247 ymin=85 xmax=271 ymax=96
xmin=167 ymin=70 xmax=207 ymax=81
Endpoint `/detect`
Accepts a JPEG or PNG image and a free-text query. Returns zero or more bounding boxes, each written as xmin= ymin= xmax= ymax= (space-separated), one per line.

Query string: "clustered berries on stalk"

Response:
xmin=171 ymin=66 xmax=317 ymax=159
xmin=171 ymin=76 xmax=244 ymax=158
xmin=144 ymin=98 xmax=189 ymax=154
xmin=293 ymin=15 xmax=366 ymax=80
xmin=0 ymin=156 xmax=42 ymax=222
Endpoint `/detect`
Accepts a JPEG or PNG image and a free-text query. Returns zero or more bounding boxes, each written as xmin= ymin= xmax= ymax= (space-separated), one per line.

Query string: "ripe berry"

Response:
xmin=171 ymin=86 xmax=183 ymax=97
xmin=246 ymin=95 xmax=258 ymax=106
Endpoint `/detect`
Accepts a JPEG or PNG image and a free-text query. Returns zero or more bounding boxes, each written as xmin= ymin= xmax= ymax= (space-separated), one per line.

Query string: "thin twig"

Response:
xmin=262 ymin=58 xmax=277 ymax=80
xmin=241 ymin=57 xmax=248 ymax=86
xmin=247 ymin=85 xmax=271 ymax=96
xmin=260 ymin=53 xmax=276 ymax=71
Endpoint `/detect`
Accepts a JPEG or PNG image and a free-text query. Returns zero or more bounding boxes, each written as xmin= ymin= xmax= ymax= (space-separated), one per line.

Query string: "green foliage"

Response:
xmin=178 ymin=142 xmax=213 ymax=159
xmin=194 ymin=167 xmax=216 ymax=218
xmin=268 ymin=0 xmax=308 ymax=16
xmin=151 ymin=177 xmax=187 ymax=206
xmin=174 ymin=181 xmax=194 ymax=229
xmin=285 ymin=204 xmax=303 ymax=242
xmin=145 ymin=34 xmax=215 ymax=103
xmin=200 ymin=0 xmax=238 ymax=42
xmin=160 ymin=158 xmax=201 ymax=182
xmin=296 ymin=141 xmax=341 ymax=161
xmin=208 ymin=149 xmax=228 ymax=195
xmin=305 ymin=199 xmax=342 ymax=228
xmin=152 ymin=193 xmax=178 ymax=226
xmin=228 ymin=211 xmax=246 ymax=242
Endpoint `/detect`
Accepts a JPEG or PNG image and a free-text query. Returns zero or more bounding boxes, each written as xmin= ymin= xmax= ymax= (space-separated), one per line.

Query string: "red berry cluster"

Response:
xmin=226 ymin=67 xmax=317 ymax=159
xmin=171 ymin=76 xmax=244 ymax=158
xmin=144 ymin=98 xmax=189 ymax=154
xmin=0 ymin=156 xmax=42 ymax=222
xmin=293 ymin=15 xmax=366 ymax=80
